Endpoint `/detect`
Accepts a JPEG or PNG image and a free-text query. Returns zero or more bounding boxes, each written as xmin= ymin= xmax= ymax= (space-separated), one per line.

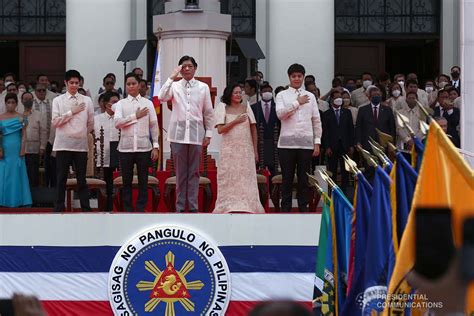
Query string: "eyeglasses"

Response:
xmin=36 ymin=89 xmax=46 ymax=92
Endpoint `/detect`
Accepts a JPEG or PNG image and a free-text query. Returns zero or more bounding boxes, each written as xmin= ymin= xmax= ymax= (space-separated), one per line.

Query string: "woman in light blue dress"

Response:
xmin=0 ymin=93 xmax=32 ymax=207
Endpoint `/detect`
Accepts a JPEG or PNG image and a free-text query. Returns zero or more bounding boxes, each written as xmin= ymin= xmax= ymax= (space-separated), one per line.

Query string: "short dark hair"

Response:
xmin=106 ymin=73 xmax=116 ymax=80
xmin=304 ymin=82 xmax=316 ymax=90
xmin=260 ymin=83 xmax=273 ymax=91
xmin=4 ymin=93 xmax=18 ymax=104
xmin=132 ymin=67 xmax=143 ymax=73
xmin=406 ymin=79 xmax=418 ymax=87
xmin=362 ymin=72 xmax=373 ymax=79
xmin=447 ymin=86 xmax=460 ymax=96
xmin=21 ymin=91 xmax=33 ymax=100
xmin=437 ymin=89 xmax=449 ymax=98
xmin=275 ymin=86 xmax=286 ymax=96
xmin=332 ymin=77 xmax=342 ymax=87
xmin=125 ymin=72 xmax=140 ymax=82
xmin=330 ymin=89 xmax=342 ymax=99
xmin=140 ymin=79 xmax=148 ymax=85
xmin=98 ymin=93 xmax=106 ymax=103
xmin=405 ymin=91 xmax=418 ymax=99
xmin=245 ymin=79 xmax=257 ymax=91
xmin=4 ymin=72 xmax=16 ymax=81
xmin=36 ymin=74 xmax=48 ymax=81
xmin=178 ymin=55 xmax=198 ymax=68
xmin=65 ymin=70 xmax=81 ymax=82
xmin=305 ymin=75 xmax=315 ymax=82
xmin=221 ymin=83 xmax=241 ymax=105
xmin=103 ymin=75 xmax=115 ymax=83
xmin=451 ymin=65 xmax=460 ymax=72
xmin=103 ymin=91 xmax=120 ymax=103
xmin=6 ymin=82 xmax=17 ymax=89
xmin=287 ymin=63 xmax=305 ymax=76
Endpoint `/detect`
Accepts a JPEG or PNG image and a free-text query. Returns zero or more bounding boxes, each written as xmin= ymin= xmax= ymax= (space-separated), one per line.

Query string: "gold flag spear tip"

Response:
xmin=394 ymin=110 xmax=415 ymax=137
xmin=356 ymin=144 xmax=379 ymax=168
xmin=375 ymin=128 xmax=394 ymax=147
xmin=307 ymin=173 xmax=324 ymax=194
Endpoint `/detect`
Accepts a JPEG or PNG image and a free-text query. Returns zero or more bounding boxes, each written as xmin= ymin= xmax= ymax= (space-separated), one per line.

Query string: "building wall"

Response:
xmin=441 ymin=0 xmax=461 ymax=74
xmin=66 ymin=0 xmax=147 ymax=98
xmin=256 ymin=0 xmax=334 ymax=94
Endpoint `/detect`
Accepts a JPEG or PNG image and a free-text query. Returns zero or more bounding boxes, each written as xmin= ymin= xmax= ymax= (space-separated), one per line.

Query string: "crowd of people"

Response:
xmin=0 ymin=58 xmax=463 ymax=212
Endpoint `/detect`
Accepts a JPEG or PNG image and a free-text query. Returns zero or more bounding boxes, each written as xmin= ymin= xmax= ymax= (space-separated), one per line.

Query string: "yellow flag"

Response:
xmin=386 ymin=121 xmax=474 ymax=314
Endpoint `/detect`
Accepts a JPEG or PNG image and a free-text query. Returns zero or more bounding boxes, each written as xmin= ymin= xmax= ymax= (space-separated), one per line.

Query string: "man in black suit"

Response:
xmin=433 ymin=89 xmax=460 ymax=147
xmin=355 ymin=85 xmax=396 ymax=150
xmin=251 ymin=83 xmax=281 ymax=177
xmin=322 ymin=90 xmax=354 ymax=193
xmin=451 ymin=66 xmax=461 ymax=92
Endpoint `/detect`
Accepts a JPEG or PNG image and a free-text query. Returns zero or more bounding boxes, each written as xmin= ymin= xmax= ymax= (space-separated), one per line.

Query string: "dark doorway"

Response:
xmin=0 ymin=41 xmax=19 ymax=77
xmin=385 ymin=39 xmax=440 ymax=83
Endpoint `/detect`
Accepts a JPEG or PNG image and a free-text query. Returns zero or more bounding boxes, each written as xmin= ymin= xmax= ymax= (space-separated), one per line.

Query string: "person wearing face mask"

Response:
xmin=22 ymin=92 xmax=47 ymax=188
xmin=386 ymin=82 xmax=407 ymax=111
xmin=450 ymin=66 xmax=461 ymax=92
xmin=433 ymin=89 xmax=460 ymax=147
xmin=322 ymin=90 xmax=354 ymax=193
xmin=355 ymin=86 xmax=396 ymax=152
xmin=250 ymin=83 xmax=281 ymax=178
xmin=437 ymin=74 xmax=451 ymax=90
xmin=94 ymin=91 xmax=120 ymax=212
xmin=351 ymin=72 xmax=373 ymax=108
xmin=424 ymin=80 xmax=438 ymax=107
xmin=396 ymin=91 xmax=426 ymax=151
xmin=341 ymin=91 xmax=358 ymax=125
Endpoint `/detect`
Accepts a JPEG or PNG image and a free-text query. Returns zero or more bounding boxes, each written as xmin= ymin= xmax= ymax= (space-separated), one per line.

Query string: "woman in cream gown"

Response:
xmin=212 ymin=83 xmax=264 ymax=213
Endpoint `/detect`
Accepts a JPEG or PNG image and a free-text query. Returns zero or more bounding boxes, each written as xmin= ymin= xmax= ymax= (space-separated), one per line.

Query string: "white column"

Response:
xmin=153 ymin=4 xmax=231 ymax=157
xmin=257 ymin=0 xmax=334 ymax=94
xmin=66 ymin=0 xmax=140 ymax=97
xmin=441 ymin=0 xmax=461 ymax=74
xmin=460 ymin=0 xmax=474 ymax=153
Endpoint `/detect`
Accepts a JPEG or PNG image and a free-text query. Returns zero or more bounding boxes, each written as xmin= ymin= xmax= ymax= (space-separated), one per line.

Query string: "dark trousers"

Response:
xmin=103 ymin=167 xmax=114 ymax=212
xmin=25 ymin=154 xmax=40 ymax=187
xmin=45 ymin=142 xmax=56 ymax=187
xmin=278 ymin=148 xmax=313 ymax=212
xmin=327 ymin=143 xmax=349 ymax=194
xmin=55 ymin=151 xmax=90 ymax=212
xmin=119 ymin=151 xmax=150 ymax=212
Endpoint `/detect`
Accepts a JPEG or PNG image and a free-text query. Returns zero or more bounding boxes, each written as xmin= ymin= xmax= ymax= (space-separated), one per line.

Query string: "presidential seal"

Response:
xmin=108 ymin=226 xmax=231 ymax=316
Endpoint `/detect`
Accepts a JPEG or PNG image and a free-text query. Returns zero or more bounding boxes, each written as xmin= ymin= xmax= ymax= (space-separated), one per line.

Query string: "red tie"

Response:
xmin=373 ymin=106 xmax=378 ymax=122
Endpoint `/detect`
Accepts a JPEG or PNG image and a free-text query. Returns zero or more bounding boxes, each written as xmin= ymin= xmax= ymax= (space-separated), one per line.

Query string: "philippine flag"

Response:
xmin=0 ymin=214 xmax=320 ymax=316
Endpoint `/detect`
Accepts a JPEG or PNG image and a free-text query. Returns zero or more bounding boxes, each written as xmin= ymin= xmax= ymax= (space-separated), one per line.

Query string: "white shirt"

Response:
xmin=94 ymin=112 xmax=120 ymax=167
xmin=114 ymin=94 xmax=159 ymax=153
xmin=158 ymin=78 xmax=214 ymax=145
xmin=275 ymin=86 xmax=322 ymax=149
xmin=51 ymin=92 xmax=94 ymax=152
xmin=396 ymin=105 xmax=426 ymax=148
xmin=317 ymin=99 xmax=330 ymax=112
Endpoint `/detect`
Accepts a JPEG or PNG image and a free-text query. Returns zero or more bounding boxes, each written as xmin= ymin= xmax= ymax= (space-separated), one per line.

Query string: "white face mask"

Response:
xmin=398 ymin=80 xmax=405 ymax=87
xmin=333 ymin=98 xmax=343 ymax=106
xmin=438 ymin=81 xmax=448 ymax=88
xmin=425 ymin=86 xmax=434 ymax=93
xmin=392 ymin=90 xmax=401 ymax=97
xmin=363 ymin=80 xmax=372 ymax=89
xmin=261 ymin=92 xmax=273 ymax=101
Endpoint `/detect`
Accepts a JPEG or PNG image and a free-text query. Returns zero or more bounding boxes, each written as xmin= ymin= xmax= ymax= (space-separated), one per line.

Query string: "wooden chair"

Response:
xmin=65 ymin=130 xmax=107 ymax=211
xmin=112 ymin=173 xmax=160 ymax=212
xmin=164 ymin=147 xmax=214 ymax=212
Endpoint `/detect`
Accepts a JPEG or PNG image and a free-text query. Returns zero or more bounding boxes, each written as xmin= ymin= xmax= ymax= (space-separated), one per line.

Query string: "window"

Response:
xmin=221 ymin=0 xmax=255 ymax=37
xmin=0 ymin=0 xmax=65 ymax=35
xmin=335 ymin=0 xmax=440 ymax=35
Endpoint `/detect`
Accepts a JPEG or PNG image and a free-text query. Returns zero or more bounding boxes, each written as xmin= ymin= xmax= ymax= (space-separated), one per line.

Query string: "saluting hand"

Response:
xmin=170 ymin=65 xmax=183 ymax=80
